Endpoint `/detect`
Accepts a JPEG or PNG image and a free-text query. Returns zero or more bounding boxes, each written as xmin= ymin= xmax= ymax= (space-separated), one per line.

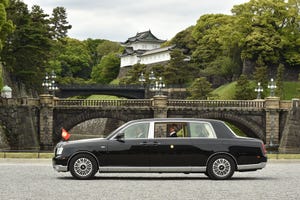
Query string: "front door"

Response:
xmin=104 ymin=122 xmax=150 ymax=166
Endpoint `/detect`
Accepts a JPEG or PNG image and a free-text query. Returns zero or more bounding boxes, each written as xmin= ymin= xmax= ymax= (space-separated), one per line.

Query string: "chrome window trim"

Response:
xmin=151 ymin=120 xmax=217 ymax=139
xmin=111 ymin=121 xmax=151 ymax=140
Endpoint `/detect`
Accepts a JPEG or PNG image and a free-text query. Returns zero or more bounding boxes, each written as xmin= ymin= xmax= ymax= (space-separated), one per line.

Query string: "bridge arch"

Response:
xmin=198 ymin=112 xmax=265 ymax=141
xmin=53 ymin=108 xmax=153 ymax=143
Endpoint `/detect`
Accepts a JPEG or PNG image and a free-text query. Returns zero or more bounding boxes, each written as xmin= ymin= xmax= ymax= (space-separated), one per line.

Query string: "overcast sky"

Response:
xmin=22 ymin=0 xmax=249 ymax=42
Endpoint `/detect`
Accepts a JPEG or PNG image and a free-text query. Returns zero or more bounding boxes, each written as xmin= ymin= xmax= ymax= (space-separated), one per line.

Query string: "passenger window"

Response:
xmin=122 ymin=123 xmax=149 ymax=139
xmin=154 ymin=122 xmax=187 ymax=138
xmin=189 ymin=122 xmax=216 ymax=138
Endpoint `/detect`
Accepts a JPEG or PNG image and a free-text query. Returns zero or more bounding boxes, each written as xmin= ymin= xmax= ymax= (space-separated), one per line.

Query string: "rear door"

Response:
xmin=149 ymin=121 xmax=198 ymax=166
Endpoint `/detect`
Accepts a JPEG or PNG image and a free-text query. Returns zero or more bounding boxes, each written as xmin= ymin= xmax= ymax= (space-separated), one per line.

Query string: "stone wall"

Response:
xmin=279 ymin=99 xmax=300 ymax=153
xmin=0 ymin=105 xmax=39 ymax=150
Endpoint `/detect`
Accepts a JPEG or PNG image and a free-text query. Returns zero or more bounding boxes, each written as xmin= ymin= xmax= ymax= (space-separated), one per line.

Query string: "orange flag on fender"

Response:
xmin=61 ymin=128 xmax=71 ymax=141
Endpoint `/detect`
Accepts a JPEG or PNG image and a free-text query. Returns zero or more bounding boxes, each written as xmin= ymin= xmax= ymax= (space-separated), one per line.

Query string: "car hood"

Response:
xmin=57 ymin=138 xmax=107 ymax=148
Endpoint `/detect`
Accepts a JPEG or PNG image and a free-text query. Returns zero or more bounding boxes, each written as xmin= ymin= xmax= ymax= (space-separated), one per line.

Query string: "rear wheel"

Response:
xmin=69 ymin=154 xmax=98 ymax=179
xmin=207 ymin=155 xmax=235 ymax=180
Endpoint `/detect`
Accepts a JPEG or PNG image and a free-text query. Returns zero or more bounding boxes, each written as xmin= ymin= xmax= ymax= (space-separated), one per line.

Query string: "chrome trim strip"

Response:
xmin=237 ymin=162 xmax=266 ymax=171
xmin=99 ymin=166 xmax=206 ymax=173
xmin=53 ymin=165 xmax=68 ymax=172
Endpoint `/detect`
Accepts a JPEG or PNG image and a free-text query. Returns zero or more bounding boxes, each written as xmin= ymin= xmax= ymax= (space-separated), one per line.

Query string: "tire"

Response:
xmin=69 ymin=153 xmax=98 ymax=180
xmin=207 ymin=154 xmax=235 ymax=180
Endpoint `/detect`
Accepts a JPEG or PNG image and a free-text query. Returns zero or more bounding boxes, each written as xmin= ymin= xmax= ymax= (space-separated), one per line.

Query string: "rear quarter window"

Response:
xmin=189 ymin=122 xmax=216 ymax=138
xmin=210 ymin=121 xmax=236 ymax=138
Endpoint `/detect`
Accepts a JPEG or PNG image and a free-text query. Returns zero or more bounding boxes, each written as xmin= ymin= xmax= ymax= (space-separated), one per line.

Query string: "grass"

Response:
xmin=211 ymin=82 xmax=237 ymax=100
xmin=0 ymin=152 xmax=53 ymax=159
xmin=283 ymin=81 xmax=300 ymax=100
xmin=212 ymin=81 xmax=300 ymax=100
xmin=86 ymin=95 xmax=125 ymax=100
xmin=0 ymin=64 xmax=3 ymax=89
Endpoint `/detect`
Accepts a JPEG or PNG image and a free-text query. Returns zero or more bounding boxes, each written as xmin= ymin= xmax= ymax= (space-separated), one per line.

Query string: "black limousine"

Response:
xmin=53 ymin=118 xmax=267 ymax=180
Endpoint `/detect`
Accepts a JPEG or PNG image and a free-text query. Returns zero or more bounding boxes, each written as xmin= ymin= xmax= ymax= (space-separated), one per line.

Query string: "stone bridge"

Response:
xmin=0 ymin=95 xmax=299 ymax=153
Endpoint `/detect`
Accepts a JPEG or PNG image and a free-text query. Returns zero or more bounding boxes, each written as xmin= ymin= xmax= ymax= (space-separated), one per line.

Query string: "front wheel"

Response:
xmin=207 ymin=155 xmax=235 ymax=180
xmin=69 ymin=154 xmax=98 ymax=180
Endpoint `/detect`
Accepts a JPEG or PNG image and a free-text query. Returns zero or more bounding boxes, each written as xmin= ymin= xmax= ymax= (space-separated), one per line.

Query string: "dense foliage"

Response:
xmin=0 ymin=0 xmax=299 ymax=99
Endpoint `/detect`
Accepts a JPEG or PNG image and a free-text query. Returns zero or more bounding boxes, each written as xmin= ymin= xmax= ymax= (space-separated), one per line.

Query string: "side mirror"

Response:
xmin=115 ymin=132 xmax=125 ymax=141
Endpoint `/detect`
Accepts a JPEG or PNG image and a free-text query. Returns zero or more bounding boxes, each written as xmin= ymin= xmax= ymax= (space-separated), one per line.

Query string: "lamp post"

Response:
xmin=254 ymin=82 xmax=263 ymax=99
xmin=42 ymin=70 xmax=59 ymax=96
xmin=268 ymin=78 xmax=277 ymax=97
xmin=138 ymin=72 xmax=146 ymax=87
xmin=153 ymin=77 xmax=166 ymax=96
xmin=138 ymin=71 xmax=166 ymax=97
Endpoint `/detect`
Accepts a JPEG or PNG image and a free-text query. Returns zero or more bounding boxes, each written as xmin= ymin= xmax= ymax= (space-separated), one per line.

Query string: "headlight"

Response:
xmin=56 ymin=147 xmax=64 ymax=155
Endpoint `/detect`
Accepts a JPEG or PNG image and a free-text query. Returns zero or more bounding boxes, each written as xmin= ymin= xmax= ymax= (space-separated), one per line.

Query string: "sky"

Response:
xmin=22 ymin=0 xmax=249 ymax=42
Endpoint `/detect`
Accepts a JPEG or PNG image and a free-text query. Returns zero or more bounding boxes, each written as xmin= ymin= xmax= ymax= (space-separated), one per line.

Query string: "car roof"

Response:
xmin=128 ymin=118 xmax=222 ymax=123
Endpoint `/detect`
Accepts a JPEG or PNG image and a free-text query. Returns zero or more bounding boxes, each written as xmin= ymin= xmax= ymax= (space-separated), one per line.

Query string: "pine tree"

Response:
xmin=187 ymin=77 xmax=213 ymax=100
xmin=50 ymin=7 xmax=72 ymax=40
xmin=275 ymin=64 xmax=285 ymax=99
xmin=234 ymin=74 xmax=255 ymax=100
xmin=1 ymin=2 xmax=52 ymax=87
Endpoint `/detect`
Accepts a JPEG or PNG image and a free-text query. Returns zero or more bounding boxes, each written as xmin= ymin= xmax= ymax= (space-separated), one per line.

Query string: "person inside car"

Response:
xmin=168 ymin=126 xmax=177 ymax=137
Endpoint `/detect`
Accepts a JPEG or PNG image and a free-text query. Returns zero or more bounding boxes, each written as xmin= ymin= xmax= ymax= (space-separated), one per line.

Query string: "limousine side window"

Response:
xmin=122 ymin=122 xmax=150 ymax=139
xmin=189 ymin=122 xmax=216 ymax=138
xmin=154 ymin=122 xmax=187 ymax=138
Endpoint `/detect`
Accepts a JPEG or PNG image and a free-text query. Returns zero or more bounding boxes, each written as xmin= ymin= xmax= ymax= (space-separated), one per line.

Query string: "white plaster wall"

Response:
xmin=120 ymin=55 xmax=139 ymax=67
xmin=140 ymin=52 xmax=170 ymax=65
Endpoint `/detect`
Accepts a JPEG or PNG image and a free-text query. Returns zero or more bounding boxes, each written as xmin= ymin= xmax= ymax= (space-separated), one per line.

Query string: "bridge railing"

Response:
xmin=54 ymin=99 xmax=266 ymax=109
xmin=54 ymin=99 xmax=152 ymax=107
xmin=167 ymin=100 xmax=265 ymax=109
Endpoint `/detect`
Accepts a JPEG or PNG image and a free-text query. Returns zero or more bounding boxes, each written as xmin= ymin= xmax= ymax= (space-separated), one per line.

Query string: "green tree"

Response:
xmin=1 ymin=2 xmax=52 ymax=87
xmin=57 ymin=38 xmax=92 ymax=81
xmin=187 ymin=77 xmax=213 ymax=100
xmin=234 ymin=74 xmax=255 ymax=100
xmin=84 ymin=38 xmax=105 ymax=67
xmin=192 ymin=14 xmax=242 ymax=80
xmin=0 ymin=0 xmax=14 ymax=51
xmin=96 ymin=40 xmax=122 ymax=59
xmin=164 ymin=26 xmax=197 ymax=55
xmin=119 ymin=63 xmax=146 ymax=85
xmin=232 ymin=0 xmax=300 ymax=68
xmin=163 ymin=49 xmax=196 ymax=86
xmin=253 ymin=58 xmax=268 ymax=98
xmin=91 ymin=53 xmax=120 ymax=84
xmin=276 ymin=63 xmax=285 ymax=98
xmin=50 ymin=7 xmax=72 ymax=40
xmin=298 ymin=73 xmax=300 ymax=97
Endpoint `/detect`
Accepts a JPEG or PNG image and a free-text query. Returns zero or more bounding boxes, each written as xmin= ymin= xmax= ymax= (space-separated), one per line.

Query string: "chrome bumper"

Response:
xmin=237 ymin=162 xmax=266 ymax=171
xmin=53 ymin=164 xmax=68 ymax=172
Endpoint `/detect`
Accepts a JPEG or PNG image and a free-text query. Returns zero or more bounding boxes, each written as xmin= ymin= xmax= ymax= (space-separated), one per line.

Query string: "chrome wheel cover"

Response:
xmin=73 ymin=158 xmax=93 ymax=177
xmin=212 ymin=158 xmax=231 ymax=178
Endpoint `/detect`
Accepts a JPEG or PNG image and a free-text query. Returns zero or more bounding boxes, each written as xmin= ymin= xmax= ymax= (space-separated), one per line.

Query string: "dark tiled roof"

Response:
xmin=122 ymin=30 xmax=166 ymax=45
xmin=120 ymin=47 xmax=147 ymax=57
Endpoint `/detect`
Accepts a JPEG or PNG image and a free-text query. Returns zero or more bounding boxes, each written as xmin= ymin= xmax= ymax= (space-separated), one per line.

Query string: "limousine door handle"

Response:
xmin=139 ymin=141 xmax=149 ymax=145
xmin=139 ymin=141 xmax=161 ymax=146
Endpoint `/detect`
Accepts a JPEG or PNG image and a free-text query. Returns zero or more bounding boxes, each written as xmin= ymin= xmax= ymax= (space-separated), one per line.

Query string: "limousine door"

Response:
xmin=148 ymin=138 xmax=201 ymax=166
xmin=148 ymin=122 xmax=204 ymax=167
xmin=150 ymin=122 xmax=210 ymax=167
xmin=104 ymin=122 xmax=150 ymax=166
